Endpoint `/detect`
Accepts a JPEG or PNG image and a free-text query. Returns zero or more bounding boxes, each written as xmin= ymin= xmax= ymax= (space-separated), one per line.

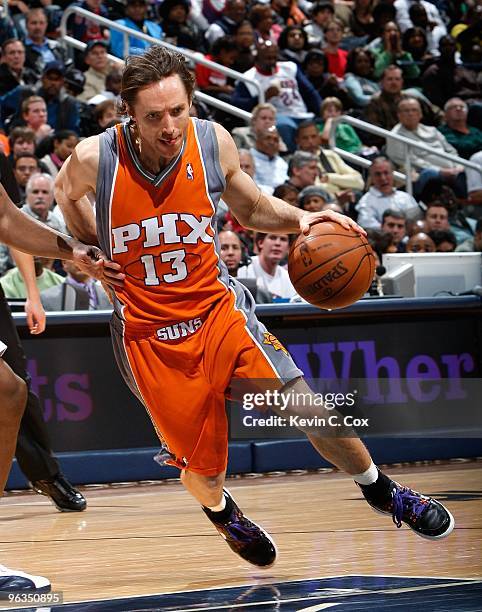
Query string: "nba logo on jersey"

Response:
xmin=186 ymin=163 xmax=194 ymax=180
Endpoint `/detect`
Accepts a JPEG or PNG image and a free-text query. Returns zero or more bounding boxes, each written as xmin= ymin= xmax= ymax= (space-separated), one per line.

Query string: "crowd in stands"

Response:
xmin=0 ymin=0 xmax=481 ymax=305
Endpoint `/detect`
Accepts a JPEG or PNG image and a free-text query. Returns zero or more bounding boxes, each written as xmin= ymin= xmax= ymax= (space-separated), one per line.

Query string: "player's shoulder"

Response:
xmin=73 ymin=135 xmax=100 ymax=164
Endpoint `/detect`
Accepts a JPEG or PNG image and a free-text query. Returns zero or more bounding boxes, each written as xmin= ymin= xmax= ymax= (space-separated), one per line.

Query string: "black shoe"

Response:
xmin=361 ymin=478 xmax=454 ymax=540
xmin=32 ymin=475 xmax=87 ymax=512
xmin=0 ymin=564 xmax=50 ymax=593
xmin=202 ymin=490 xmax=277 ymax=567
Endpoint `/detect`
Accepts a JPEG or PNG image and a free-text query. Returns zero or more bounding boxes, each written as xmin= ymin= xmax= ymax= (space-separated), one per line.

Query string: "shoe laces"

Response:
xmin=224 ymin=510 xmax=262 ymax=543
xmin=391 ymin=486 xmax=429 ymax=528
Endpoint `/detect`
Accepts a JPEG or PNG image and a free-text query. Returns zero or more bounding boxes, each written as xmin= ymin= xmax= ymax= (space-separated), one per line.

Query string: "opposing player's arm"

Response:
xmin=55 ymin=136 xmax=99 ymax=245
xmin=215 ymin=124 xmax=365 ymax=236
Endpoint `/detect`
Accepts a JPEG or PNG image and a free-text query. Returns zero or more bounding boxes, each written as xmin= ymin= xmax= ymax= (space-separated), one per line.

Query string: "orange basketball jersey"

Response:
xmin=95 ymin=118 xmax=229 ymax=328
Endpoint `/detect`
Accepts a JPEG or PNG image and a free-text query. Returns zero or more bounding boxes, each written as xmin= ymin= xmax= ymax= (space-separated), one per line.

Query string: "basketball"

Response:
xmin=288 ymin=222 xmax=376 ymax=310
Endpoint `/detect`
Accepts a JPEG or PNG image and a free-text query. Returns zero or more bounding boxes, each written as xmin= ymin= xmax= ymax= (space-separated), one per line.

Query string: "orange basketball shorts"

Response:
xmin=110 ymin=279 xmax=302 ymax=475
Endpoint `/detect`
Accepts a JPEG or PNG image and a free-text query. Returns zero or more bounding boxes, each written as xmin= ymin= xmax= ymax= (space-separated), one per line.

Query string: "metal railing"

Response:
xmin=329 ymin=115 xmax=481 ymax=195
xmin=59 ymin=6 xmax=263 ymax=110
xmin=61 ymin=33 xmax=252 ymax=122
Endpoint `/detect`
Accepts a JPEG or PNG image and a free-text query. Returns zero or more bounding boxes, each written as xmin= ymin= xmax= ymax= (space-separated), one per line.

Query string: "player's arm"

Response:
xmin=55 ymin=136 xmax=99 ymax=245
xmin=0 ymin=183 xmax=124 ymax=288
xmin=10 ymin=248 xmax=46 ymax=335
xmin=215 ymin=124 xmax=365 ymax=236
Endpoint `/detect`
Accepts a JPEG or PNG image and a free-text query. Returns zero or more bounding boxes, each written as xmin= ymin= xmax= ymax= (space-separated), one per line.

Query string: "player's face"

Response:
xmin=130 ymin=75 xmax=191 ymax=163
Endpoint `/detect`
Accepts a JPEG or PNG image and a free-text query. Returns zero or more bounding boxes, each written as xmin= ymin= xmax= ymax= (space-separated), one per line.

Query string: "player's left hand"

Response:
xmin=72 ymin=243 xmax=125 ymax=288
xmin=300 ymin=210 xmax=366 ymax=237
xmin=24 ymin=297 xmax=46 ymax=335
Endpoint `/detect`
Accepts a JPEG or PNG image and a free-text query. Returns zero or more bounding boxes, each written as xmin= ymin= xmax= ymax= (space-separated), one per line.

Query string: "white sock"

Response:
xmin=207 ymin=494 xmax=226 ymax=513
xmin=353 ymin=461 xmax=378 ymax=486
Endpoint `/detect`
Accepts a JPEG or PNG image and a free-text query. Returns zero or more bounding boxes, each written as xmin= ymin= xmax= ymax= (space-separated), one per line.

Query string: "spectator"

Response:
xmin=0 ymin=39 xmax=37 ymax=96
xmin=0 ymin=256 xmax=63 ymax=298
xmin=91 ymin=99 xmax=122 ymax=134
xmin=371 ymin=21 xmax=420 ymax=81
xmin=423 ymin=184 xmax=477 ymax=246
xmin=438 ymin=98 xmax=482 ymax=160
xmin=381 ymin=208 xmax=407 ymax=251
xmin=237 ymin=232 xmax=297 ymax=300
xmin=285 ymin=150 xmax=320 ymax=193
xmin=63 ymin=68 xmax=86 ymax=98
xmin=343 ymin=47 xmax=380 ymax=108
xmin=231 ymin=41 xmax=322 ymax=152
xmin=428 ymin=229 xmax=457 ymax=252
xmin=77 ymin=41 xmax=112 ymax=103
xmin=451 ymin=4 xmax=482 ymax=64
xmin=205 ymin=0 xmax=246 ymax=47
xmin=406 ymin=3 xmax=440 ymax=56
xmin=303 ymin=1 xmax=334 ymax=47
xmin=67 ymin=0 xmax=109 ymax=45
xmin=110 ymin=0 xmax=163 ymax=58
xmin=232 ymin=103 xmax=287 ymax=153
xmin=318 ymin=96 xmax=362 ymax=154
xmin=159 ymin=0 xmax=203 ymax=51
xmin=302 ymin=49 xmax=352 ymax=108
xmin=386 ymin=97 xmax=465 ymax=198
xmin=322 ymin=18 xmax=348 ymax=78
xmin=8 ymin=126 xmax=35 ymax=160
xmin=19 ymin=95 xmax=53 ymax=142
xmin=231 ymin=20 xmax=255 ymax=73
xmin=195 ymin=36 xmax=238 ymax=102
xmin=40 ymin=130 xmax=78 ymax=178
xmin=13 ymin=152 xmax=40 ymax=200
xmin=348 ymin=0 xmax=377 ymax=41
xmin=298 ymin=185 xmax=333 ymax=211
xmin=218 ymin=229 xmax=244 ymax=276
xmin=363 ymin=64 xmax=440 ymax=142
xmin=238 ymin=148 xmax=255 ymax=177
xmin=40 ymin=259 xmax=111 ymax=311
xmin=23 ymin=8 xmax=67 ymax=79
xmin=394 ymin=0 xmax=446 ymax=37
xmin=21 ymin=172 xmax=65 ymax=232
xmin=250 ymin=126 xmax=288 ymax=194
xmin=424 ymin=201 xmax=450 ymax=233
xmin=278 ymin=25 xmax=309 ymax=65
xmin=273 ymin=183 xmax=299 ymax=206
xmin=406 ymin=231 xmax=436 ymax=253
xmin=249 ymin=5 xmax=277 ymax=46
xmin=456 ymin=219 xmax=482 ymax=253
xmin=86 ymin=68 xmax=122 ymax=105
xmin=421 ymin=36 xmax=481 ymax=110
xmin=465 ymin=151 xmax=482 ymax=219
xmin=270 ymin=0 xmax=306 ymax=30
xmin=356 ymin=156 xmax=420 ymax=229
xmin=401 ymin=26 xmax=433 ymax=73
xmin=294 ymin=121 xmax=364 ymax=206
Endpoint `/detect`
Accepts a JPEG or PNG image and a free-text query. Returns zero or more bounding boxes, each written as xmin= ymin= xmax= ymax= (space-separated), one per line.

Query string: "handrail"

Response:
xmin=59 ymin=6 xmax=264 ymax=103
xmin=330 ymin=115 xmax=482 ymax=174
xmin=60 ymin=33 xmax=251 ymax=123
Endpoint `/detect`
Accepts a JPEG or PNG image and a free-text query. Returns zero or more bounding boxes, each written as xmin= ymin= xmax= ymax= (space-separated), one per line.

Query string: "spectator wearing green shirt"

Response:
xmin=0 ymin=257 xmax=63 ymax=298
xmin=372 ymin=21 xmax=420 ymax=82
xmin=317 ymin=96 xmax=362 ymax=154
xmin=438 ymin=98 xmax=482 ymax=160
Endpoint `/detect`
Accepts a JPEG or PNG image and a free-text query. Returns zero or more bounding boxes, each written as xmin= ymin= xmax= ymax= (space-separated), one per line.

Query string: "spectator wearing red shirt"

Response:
xmin=195 ymin=36 xmax=238 ymax=102
xmin=323 ymin=18 xmax=348 ymax=78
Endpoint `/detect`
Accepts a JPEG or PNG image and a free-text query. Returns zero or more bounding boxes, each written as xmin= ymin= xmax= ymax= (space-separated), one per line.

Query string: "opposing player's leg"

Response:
xmin=0 ymin=345 xmax=51 ymax=592
xmin=282 ymin=376 xmax=455 ymax=540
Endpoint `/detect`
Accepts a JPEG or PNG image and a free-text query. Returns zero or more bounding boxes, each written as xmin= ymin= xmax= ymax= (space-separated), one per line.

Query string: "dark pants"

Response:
xmin=0 ymin=286 xmax=59 ymax=482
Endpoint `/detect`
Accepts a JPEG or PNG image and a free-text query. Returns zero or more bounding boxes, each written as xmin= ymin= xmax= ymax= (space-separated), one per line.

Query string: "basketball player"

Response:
xmin=0 ymin=183 xmax=123 ymax=591
xmin=55 ymin=46 xmax=454 ymax=568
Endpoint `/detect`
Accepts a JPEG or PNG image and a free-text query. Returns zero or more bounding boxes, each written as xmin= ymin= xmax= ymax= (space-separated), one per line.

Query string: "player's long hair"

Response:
xmin=120 ymin=45 xmax=195 ymax=114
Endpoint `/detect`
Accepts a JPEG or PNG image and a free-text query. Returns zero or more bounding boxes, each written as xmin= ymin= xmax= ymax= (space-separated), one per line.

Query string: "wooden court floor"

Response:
xmin=0 ymin=460 xmax=481 ymax=610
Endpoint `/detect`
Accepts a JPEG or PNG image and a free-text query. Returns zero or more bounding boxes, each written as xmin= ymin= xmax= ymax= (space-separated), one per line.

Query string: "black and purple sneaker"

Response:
xmin=202 ymin=490 xmax=277 ymax=567
xmin=362 ymin=479 xmax=455 ymax=540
